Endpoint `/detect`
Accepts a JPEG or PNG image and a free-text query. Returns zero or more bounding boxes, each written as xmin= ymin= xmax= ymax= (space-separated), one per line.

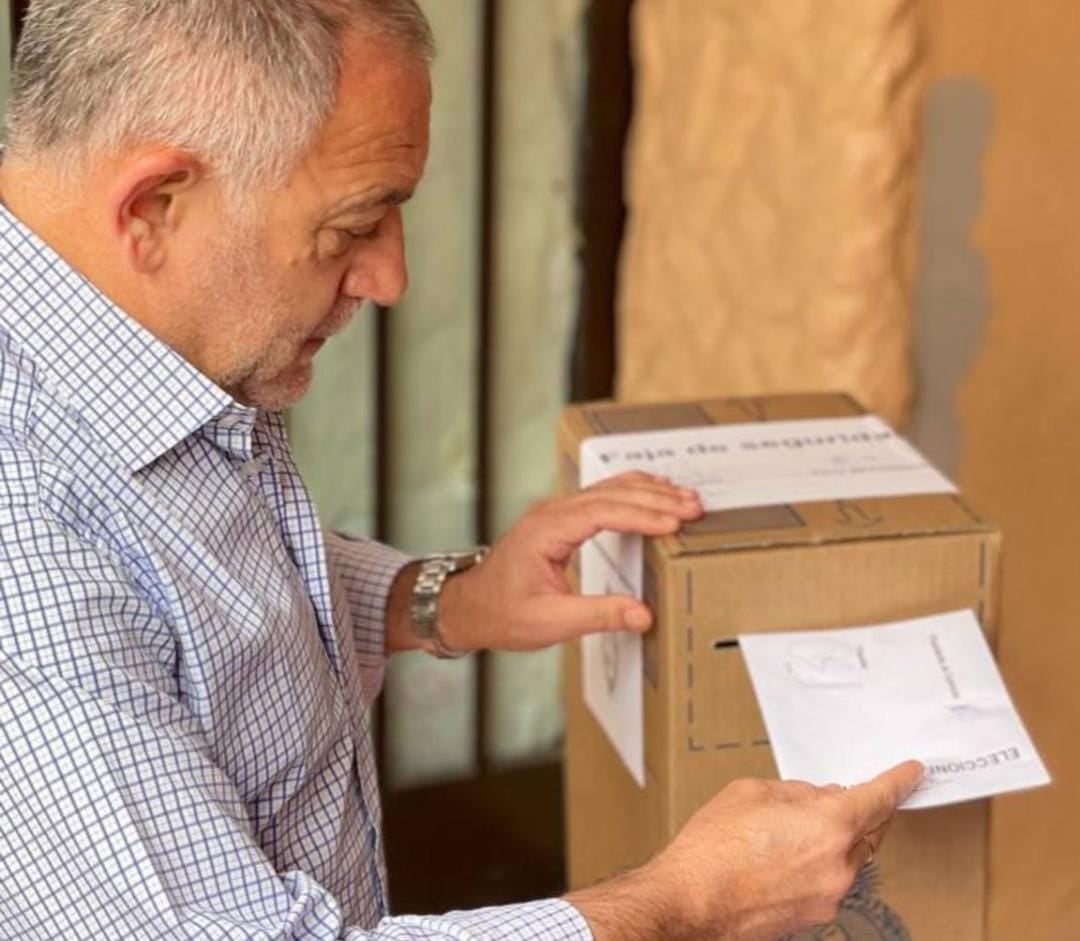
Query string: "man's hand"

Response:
xmin=568 ymin=761 xmax=924 ymax=941
xmin=431 ymin=471 xmax=703 ymax=653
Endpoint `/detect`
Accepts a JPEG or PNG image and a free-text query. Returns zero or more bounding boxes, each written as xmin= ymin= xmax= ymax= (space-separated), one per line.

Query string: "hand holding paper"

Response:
xmin=569 ymin=760 xmax=924 ymax=941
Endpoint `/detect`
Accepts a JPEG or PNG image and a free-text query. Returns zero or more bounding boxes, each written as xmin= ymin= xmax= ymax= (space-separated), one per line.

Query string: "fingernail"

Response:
xmin=624 ymin=607 xmax=652 ymax=631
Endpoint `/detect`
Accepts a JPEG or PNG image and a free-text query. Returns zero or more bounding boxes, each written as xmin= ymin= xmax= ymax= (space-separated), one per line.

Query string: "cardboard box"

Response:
xmin=560 ymin=393 xmax=1001 ymax=941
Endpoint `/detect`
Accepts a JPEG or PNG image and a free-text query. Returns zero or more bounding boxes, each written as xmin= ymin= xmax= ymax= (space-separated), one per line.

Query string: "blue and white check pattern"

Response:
xmin=0 ymin=204 xmax=591 ymax=941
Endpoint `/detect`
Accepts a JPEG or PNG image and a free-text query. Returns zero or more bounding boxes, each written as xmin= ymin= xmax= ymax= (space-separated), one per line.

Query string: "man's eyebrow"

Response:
xmin=326 ymin=186 xmax=414 ymax=218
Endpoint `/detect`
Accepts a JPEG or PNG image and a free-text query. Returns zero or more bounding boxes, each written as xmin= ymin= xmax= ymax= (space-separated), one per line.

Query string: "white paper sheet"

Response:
xmin=578 ymin=415 xmax=956 ymax=787
xmin=739 ymin=610 xmax=1051 ymax=808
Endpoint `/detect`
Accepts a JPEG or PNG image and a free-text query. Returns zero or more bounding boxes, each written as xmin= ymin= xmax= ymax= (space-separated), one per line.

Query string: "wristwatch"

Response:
xmin=411 ymin=548 xmax=490 ymax=659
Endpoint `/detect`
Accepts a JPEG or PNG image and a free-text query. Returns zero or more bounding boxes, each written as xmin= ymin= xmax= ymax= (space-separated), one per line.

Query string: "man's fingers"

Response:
xmin=847 ymin=833 xmax=876 ymax=869
xmin=526 ymin=594 xmax=652 ymax=641
xmin=842 ymin=761 xmax=924 ymax=834
xmin=586 ymin=474 xmax=702 ymax=512
xmin=532 ymin=498 xmax=689 ymax=557
xmin=584 ymin=483 xmax=698 ymax=507
xmin=589 ymin=470 xmax=673 ymax=489
xmin=846 ymin=820 xmax=889 ymax=869
xmin=865 ymin=821 xmax=890 ymax=853
xmin=523 ymin=480 xmax=703 ymax=559
xmin=576 ymin=487 xmax=701 ymax=520
xmin=772 ymin=779 xmax=823 ymax=801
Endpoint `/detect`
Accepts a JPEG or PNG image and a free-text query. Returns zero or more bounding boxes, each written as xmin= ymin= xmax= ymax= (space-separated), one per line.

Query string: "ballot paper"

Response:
xmin=579 ymin=415 xmax=957 ymax=786
xmin=739 ymin=610 xmax=1051 ymax=808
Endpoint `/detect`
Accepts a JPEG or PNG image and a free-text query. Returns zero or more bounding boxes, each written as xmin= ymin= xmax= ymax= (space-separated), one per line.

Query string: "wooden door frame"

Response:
xmin=571 ymin=0 xmax=634 ymax=403
xmin=10 ymin=0 xmax=27 ymax=49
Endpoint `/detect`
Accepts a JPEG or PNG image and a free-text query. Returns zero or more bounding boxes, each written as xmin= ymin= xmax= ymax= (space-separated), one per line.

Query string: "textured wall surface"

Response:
xmin=379 ymin=0 xmax=485 ymax=790
xmin=909 ymin=78 xmax=992 ymax=476
xmin=618 ymin=0 xmax=925 ymax=426
xmin=291 ymin=317 xmax=379 ymax=539
xmin=486 ymin=0 xmax=587 ymax=768
xmin=1 ymin=0 xmax=10 ymax=131
xmin=924 ymin=1 xmax=1080 ymax=937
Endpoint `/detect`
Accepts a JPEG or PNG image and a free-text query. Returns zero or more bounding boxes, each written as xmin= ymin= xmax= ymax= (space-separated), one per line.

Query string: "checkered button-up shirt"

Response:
xmin=0 ymin=204 xmax=590 ymax=941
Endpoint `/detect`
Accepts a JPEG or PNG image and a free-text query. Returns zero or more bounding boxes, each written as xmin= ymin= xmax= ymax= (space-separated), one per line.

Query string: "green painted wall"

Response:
xmin=1 ymin=0 xmax=11 ymax=131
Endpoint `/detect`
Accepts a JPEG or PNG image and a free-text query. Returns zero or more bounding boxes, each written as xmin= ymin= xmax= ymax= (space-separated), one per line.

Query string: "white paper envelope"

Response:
xmin=739 ymin=610 xmax=1051 ymax=808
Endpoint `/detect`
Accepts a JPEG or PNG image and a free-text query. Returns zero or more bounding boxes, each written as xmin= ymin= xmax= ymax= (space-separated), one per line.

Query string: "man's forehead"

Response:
xmin=286 ymin=32 xmax=431 ymax=215
xmin=327 ymin=33 xmax=432 ymax=145
xmin=311 ymin=76 xmax=430 ymax=185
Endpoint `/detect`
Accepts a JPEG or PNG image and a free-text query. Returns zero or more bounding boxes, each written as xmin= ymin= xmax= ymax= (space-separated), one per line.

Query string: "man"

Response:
xmin=0 ymin=2 xmax=921 ymax=939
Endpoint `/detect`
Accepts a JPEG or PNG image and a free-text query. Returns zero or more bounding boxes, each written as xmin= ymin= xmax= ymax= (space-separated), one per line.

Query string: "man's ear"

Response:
xmin=108 ymin=149 xmax=207 ymax=273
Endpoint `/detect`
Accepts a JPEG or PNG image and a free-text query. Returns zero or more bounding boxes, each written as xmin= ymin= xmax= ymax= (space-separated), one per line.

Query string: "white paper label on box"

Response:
xmin=739 ymin=610 xmax=1051 ymax=808
xmin=578 ymin=415 xmax=957 ymax=787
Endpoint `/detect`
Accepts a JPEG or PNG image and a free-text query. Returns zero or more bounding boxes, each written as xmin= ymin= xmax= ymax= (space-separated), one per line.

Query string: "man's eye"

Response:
xmin=343 ymin=226 xmax=378 ymax=241
xmin=318 ymin=225 xmax=377 ymax=259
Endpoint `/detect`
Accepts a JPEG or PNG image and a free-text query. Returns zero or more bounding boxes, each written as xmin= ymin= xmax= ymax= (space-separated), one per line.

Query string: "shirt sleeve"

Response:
xmin=0 ymin=647 xmax=591 ymax=941
xmin=322 ymin=530 xmax=413 ymax=702
xmin=369 ymin=902 xmax=592 ymax=940
xmin=0 ymin=512 xmax=590 ymax=941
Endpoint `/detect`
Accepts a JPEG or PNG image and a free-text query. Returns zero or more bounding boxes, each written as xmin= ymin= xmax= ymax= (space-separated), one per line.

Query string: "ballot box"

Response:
xmin=560 ymin=393 xmax=1001 ymax=941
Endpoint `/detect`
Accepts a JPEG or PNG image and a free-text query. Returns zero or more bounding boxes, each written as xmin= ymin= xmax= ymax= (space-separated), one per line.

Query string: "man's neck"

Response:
xmin=2 ymin=162 xmax=96 ymax=272
xmin=0 ymin=161 xmax=156 ymax=342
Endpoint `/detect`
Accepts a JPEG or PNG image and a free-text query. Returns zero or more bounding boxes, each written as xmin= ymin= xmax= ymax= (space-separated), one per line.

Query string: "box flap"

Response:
xmin=559 ymin=393 xmax=996 ymax=556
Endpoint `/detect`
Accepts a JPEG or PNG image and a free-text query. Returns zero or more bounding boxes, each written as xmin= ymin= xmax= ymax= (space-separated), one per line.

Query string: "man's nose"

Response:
xmin=342 ymin=208 xmax=409 ymax=308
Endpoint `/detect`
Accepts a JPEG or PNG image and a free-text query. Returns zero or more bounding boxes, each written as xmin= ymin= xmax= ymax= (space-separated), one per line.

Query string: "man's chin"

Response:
xmin=234 ymin=363 xmax=315 ymax=412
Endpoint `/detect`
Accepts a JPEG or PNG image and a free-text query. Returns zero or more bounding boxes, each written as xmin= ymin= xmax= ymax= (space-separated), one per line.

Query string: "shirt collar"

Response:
xmin=0 ymin=202 xmax=255 ymax=472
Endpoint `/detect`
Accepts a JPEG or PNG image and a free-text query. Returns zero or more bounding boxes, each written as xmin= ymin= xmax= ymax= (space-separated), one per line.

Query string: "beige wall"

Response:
xmin=926 ymin=2 xmax=1080 ymax=937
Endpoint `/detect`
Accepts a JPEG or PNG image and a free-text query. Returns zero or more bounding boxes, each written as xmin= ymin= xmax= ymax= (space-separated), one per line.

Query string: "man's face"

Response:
xmin=174 ymin=31 xmax=431 ymax=410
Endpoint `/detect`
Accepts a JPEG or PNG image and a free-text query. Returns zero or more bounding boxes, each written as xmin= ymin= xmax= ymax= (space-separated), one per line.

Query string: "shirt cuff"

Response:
xmin=324 ymin=530 xmax=413 ymax=702
xmin=369 ymin=899 xmax=593 ymax=941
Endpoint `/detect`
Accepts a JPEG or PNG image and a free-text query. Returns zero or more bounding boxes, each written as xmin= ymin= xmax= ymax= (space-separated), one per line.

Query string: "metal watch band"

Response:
xmin=410 ymin=548 xmax=489 ymax=659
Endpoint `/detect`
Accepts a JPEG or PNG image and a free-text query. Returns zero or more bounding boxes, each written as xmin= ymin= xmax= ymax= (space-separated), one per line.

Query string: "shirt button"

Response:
xmin=239 ymin=453 xmax=270 ymax=479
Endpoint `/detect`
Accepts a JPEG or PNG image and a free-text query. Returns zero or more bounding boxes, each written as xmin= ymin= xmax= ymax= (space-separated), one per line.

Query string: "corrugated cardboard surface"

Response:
xmin=562 ymin=394 xmax=1001 ymax=940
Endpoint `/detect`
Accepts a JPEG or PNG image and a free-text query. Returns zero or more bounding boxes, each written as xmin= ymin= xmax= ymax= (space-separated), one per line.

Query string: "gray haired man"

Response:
xmin=0 ymin=2 xmax=920 ymax=939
